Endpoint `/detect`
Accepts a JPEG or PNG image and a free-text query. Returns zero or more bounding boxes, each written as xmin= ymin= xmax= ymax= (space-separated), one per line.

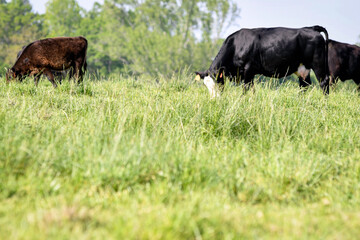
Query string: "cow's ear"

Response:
xmin=195 ymin=74 xmax=201 ymax=81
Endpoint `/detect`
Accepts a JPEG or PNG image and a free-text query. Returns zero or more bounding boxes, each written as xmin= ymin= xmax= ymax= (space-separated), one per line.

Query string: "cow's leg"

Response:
xmin=244 ymin=79 xmax=254 ymax=92
xmin=79 ymin=60 xmax=86 ymax=83
xmin=233 ymin=62 xmax=245 ymax=86
xmin=318 ymin=74 xmax=330 ymax=94
xmin=243 ymin=65 xmax=254 ymax=92
xmin=58 ymin=71 xmax=67 ymax=84
xmin=74 ymin=64 xmax=80 ymax=83
xmin=74 ymin=60 xmax=84 ymax=84
xmin=315 ymin=68 xmax=330 ymax=94
xmin=18 ymin=75 xmax=25 ymax=82
xmin=34 ymin=75 xmax=41 ymax=86
xmin=298 ymin=75 xmax=311 ymax=88
xmin=312 ymin=51 xmax=330 ymax=94
xmin=235 ymin=68 xmax=242 ymax=85
xmin=297 ymin=65 xmax=311 ymax=90
xmin=58 ymin=74 xmax=63 ymax=85
xmin=312 ymin=67 xmax=330 ymax=94
xmin=43 ymin=69 xmax=57 ymax=88
xmin=67 ymin=65 xmax=76 ymax=83
xmin=30 ymin=71 xmax=41 ymax=86
xmin=353 ymin=79 xmax=360 ymax=93
xmin=329 ymin=76 xmax=338 ymax=91
xmin=69 ymin=67 xmax=74 ymax=79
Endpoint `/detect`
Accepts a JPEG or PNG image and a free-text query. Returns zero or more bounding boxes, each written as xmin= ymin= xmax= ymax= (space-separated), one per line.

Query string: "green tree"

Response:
xmin=44 ymin=0 xmax=84 ymax=37
xmin=94 ymin=0 xmax=240 ymax=76
xmin=0 ymin=0 xmax=43 ymax=73
xmin=77 ymin=2 xmax=113 ymax=74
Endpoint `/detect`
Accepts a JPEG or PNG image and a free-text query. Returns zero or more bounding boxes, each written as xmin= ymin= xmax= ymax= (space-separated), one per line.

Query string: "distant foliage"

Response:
xmin=0 ymin=0 xmax=240 ymax=77
xmin=45 ymin=0 xmax=84 ymax=37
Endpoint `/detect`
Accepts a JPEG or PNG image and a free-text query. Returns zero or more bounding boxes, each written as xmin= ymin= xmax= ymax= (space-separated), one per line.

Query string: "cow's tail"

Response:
xmin=311 ymin=25 xmax=329 ymax=81
xmin=81 ymin=36 xmax=88 ymax=73
xmin=84 ymin=59 xmax=87 ymax=72
xmin=312 ymin=25 xmax=328 ymax=42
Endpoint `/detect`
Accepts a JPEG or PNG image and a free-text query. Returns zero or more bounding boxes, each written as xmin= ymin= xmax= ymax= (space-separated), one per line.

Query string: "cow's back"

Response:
xmin=17 ymin=37 xmax=87 ymax=70
xmin=250 ymin=27 xmax=325 ymax=75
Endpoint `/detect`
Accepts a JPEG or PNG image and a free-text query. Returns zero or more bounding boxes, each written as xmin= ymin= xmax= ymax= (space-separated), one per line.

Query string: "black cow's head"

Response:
xmin=195 ymin=67 xmax=225 ymax=83
xmin=194 ymin=71 xmax=208 ymax=81
xmin=194 ymin=68 xmax=225 ymax=98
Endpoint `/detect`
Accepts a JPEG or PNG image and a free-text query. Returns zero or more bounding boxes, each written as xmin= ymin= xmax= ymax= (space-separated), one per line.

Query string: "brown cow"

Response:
xmin=327 ymin=39 xmax=360 ymax=89
xmin=298 ymin=39 xmax=360 ymax=91
xmin=6 ymin=36 xmax=87 ymax=88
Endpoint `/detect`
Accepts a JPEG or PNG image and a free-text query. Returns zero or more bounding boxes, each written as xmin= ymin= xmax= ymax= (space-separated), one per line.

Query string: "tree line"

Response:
xmin=0 ymin=0 xmax=240 ymax=77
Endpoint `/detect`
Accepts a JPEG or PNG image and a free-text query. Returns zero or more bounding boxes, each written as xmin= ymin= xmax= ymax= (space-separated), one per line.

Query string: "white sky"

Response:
xmin=29 ymin=0 xmax=104 ymax=12
xmin=29 ymin=0 xmax=360 ymax=44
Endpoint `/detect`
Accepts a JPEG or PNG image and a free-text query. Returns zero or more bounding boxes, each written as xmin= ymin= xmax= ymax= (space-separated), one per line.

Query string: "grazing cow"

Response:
xmin=195 ymin=26 xmax=329 ymax=97
xmin=326 ymin=39 xmax=360 ymax=90
xmin=6 ymin=36 xmax=88 ymax=88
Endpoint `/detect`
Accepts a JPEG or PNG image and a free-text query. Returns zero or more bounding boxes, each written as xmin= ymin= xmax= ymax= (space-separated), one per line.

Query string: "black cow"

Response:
xmin=195 ymin=26 xmax=329 ymax=97
xmin=326 ymin=39 xmax=360 ymax=90
xmin=6 ymin=36 xmax=87 ymax=88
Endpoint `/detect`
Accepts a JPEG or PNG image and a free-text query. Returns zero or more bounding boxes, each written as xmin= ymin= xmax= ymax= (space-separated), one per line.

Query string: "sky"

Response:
xmin=29 ymin=0 xmax=360 ymax=44
xmin=29 ymin=0 xmax=104 ymax=12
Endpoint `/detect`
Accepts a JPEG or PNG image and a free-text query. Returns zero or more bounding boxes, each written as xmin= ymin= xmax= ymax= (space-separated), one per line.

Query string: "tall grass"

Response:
xmin=1 ymin=75 xmax=360 ymax=239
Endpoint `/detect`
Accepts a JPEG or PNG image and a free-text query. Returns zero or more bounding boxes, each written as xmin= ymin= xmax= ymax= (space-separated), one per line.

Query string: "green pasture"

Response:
xmin=1 ymin=75 xmax=360 ymax=239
